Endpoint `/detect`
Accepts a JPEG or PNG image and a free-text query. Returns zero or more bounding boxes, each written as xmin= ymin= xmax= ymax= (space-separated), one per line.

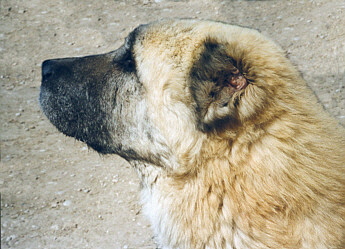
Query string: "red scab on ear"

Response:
xmin=229 ymin=71 xmax=248 ymax=91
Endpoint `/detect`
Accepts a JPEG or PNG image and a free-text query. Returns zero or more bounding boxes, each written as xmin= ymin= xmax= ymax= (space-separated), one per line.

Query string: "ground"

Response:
xmin=0 ymin=0 xmax=344 ymax=248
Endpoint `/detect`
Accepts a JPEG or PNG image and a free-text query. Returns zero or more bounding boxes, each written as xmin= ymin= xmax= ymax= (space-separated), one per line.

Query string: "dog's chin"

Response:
xmin=40 ymin=88 xmax=115 ymax=155
xmin=40 ymin=87 xmax=78 ymax=136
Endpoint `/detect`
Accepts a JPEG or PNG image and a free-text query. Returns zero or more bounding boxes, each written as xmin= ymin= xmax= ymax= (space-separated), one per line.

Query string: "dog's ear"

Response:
xmin=190 ymin=41 xmax=248 ymax=132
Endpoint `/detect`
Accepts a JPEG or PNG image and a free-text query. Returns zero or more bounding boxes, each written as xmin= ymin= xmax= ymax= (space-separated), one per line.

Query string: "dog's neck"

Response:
xmin=128 ymin=137 xmax=233 ymax=186
xmin=129 ymin=160 xmax=167 ymax=189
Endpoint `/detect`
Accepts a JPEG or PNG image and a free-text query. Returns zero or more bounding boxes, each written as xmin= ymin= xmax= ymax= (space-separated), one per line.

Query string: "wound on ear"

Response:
xmin=190 ymin=40 xmax=248 ymax=132
xmin=191 ymin=40 xmax=248 ymax=94
xmin=228 ymin=71 xmax=247 ymax=90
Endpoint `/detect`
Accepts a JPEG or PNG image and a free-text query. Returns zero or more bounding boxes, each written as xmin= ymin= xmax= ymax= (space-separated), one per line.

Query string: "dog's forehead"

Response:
xmin=133 ymin=20 xmax=206 ymax=54
xmin=141 ymin=20 xmax=197 ymax=39
xmin=131 ymin=20 xmax=250 ymax=69
xmin=131 ymin=20 xmax=213 ymax=87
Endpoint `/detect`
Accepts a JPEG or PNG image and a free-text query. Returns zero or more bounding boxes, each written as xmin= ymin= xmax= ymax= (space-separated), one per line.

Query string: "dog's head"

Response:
xmin=40 ymin=19 xmax=298 ymax=169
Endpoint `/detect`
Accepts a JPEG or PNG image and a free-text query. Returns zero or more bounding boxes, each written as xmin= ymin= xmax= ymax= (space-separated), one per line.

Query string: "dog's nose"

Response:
xmin=42 ymin=60 xmax=55 ymax=79
xmin=42 ymin=59 xmax=72 ymax=81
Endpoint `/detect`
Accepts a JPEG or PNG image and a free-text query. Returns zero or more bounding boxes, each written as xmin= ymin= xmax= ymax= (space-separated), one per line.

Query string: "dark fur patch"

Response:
xmin=190 ymin=40 xmax=247 ymax=132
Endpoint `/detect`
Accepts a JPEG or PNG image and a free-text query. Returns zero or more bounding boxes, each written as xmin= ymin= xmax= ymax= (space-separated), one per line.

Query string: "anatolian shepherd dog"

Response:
xmin=40 ymin=19 xmax=345 ymax=249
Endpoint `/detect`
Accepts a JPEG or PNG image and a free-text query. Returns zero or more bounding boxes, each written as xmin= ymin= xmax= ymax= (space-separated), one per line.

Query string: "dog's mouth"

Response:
xmin=39 ymin=57 xmax=116 ymax=154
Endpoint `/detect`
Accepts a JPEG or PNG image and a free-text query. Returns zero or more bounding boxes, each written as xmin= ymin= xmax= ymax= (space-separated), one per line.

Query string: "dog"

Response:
xmin=40 ymin=19 xmax=345 ymax=249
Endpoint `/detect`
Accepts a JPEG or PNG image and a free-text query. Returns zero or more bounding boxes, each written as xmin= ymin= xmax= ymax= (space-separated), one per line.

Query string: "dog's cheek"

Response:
xmin=109 ymin=86 xmax=178 ymax=167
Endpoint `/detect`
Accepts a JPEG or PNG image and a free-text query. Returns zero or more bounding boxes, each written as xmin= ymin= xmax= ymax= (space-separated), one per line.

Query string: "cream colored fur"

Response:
xmin=132 ymin=20 xmax=345 ymax=249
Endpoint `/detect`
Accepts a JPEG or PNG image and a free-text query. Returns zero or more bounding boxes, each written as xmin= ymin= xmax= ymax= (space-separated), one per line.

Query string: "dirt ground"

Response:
xmin=0 ymin=0 xmax=344 ymax=248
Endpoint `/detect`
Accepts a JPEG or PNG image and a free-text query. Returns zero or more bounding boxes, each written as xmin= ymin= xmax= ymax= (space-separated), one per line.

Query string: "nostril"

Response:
xmin=42 ymin=59 xmax=56 ymax=79
xmin=42 ymin=59 xmax=73 ymax=81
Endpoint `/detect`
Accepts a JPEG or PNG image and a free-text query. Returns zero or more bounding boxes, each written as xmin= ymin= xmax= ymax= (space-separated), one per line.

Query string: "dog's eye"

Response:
xmin=121 ymin=58 xmax=136 ymax=72
xmin=113 ymin=48 xmax=136 ymax=72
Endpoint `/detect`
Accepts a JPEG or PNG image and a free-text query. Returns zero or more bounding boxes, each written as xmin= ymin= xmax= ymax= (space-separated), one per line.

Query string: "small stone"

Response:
xmin=6 ymin=235 xmax=16 ymax=242
xmin=32 ymin=225 xmax=39 ymax=230
xmin=63 ymin=200 xmax=72 ymax=206
xmin=50 ymin=224 xmax=59 ymax=230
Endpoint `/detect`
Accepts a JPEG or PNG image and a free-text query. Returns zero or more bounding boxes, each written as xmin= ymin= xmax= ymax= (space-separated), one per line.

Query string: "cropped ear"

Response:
xmin=190 ymin=40 xmax=248 ymax=132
